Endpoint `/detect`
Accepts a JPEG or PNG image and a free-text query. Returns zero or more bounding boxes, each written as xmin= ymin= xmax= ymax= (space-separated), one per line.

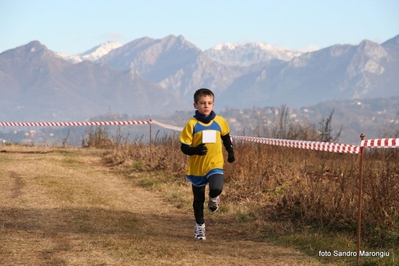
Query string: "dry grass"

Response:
xmin=0 ymin=146 xmax=326 ymax=266
xmin=94 ymin=125 xmax=399 ymax=266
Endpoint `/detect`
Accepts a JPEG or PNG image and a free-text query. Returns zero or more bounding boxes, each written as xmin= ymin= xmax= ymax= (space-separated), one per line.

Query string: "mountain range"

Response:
xmin=0 ymin=34 xmax=398 ymax=124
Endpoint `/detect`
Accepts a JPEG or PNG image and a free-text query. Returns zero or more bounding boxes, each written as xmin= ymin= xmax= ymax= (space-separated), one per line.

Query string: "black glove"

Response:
xmin=227 ymin=150 xmax=235 ymax=163
xmin=192 ymin=143 xmax=208 ymax=156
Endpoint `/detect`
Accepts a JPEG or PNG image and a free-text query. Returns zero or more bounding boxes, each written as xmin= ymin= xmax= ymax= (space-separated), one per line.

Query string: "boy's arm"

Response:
xmin=181 ymin=143 xmax=208 ymax=156
xmin=221 ymin=133 xmax=233 ymax=152
xmin=221 ymin=133 xmax=235 ymax=163
xmin=180 ymin=119 xmax=207 ymax=156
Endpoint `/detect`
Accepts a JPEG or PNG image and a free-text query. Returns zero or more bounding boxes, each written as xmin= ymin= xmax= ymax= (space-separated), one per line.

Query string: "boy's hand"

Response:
xmin=227 ymin=151 xmax=235 ymax=163
xmin=193 ymin=143 xmax=208 ymax=156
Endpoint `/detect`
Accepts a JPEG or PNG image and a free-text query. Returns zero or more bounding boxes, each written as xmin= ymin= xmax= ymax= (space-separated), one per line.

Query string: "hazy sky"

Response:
xmin=1 ymin=0 xmax=398 ymax=54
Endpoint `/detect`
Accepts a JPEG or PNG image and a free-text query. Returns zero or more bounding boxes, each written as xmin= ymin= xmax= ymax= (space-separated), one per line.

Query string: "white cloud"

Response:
xmin=98 ymin=32 xmax=126 ymax=42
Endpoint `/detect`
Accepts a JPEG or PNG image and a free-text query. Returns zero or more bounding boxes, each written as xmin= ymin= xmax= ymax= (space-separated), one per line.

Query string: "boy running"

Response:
xmin=179 ymin=88 xmax=235 ymax=240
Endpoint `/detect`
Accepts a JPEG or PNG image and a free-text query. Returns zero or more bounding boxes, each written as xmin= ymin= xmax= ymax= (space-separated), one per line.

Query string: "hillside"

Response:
xmin=0 ymin=40 xmax=190 ymax=122
xmin=1 ymin=96 xmax=397 ymax=146
xmin=219 ymin=36 xmax=399 ymax=109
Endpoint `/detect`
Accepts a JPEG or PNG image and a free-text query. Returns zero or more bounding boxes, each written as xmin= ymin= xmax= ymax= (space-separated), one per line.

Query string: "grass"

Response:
xmin=2 ymin=146 xmax=327 ymax=265
xmin=126 ymin=164 xmax=398 ymax=266
xmin=1 ymin=134 xmax=398 ymax=265
xmin=99 ymin=130 xmax=399 ymax=266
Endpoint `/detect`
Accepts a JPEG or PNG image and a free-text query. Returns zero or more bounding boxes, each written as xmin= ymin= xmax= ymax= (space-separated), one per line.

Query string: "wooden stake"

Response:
xmin=150 ymin=119 xmax=152 ymax=164
xmin=357 ymin=133 xmax=365 ymax=265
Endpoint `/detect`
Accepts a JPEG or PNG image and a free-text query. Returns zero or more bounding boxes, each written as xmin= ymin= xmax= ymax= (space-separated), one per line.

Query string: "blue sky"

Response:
xmin=1 ymin=0 xmax=398 ymax=54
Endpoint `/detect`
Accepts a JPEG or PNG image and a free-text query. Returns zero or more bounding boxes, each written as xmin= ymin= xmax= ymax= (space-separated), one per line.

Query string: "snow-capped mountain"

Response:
xmin=56 ymin=40 xmax=122 ymax=63
xmin=204 ymin=42 xmax=304 ymax=66
xmin=80 ymin=40 xmax=123 ymax=61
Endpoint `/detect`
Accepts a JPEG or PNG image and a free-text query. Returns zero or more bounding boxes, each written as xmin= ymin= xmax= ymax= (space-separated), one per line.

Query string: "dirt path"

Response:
xmin=0 ymin=147 xmax=326 ymax=266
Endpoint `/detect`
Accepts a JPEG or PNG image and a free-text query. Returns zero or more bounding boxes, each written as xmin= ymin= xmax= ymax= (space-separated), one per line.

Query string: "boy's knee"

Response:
xmin=193 ymin=193 xmax=205 ymax=202
xmin=194 ymin=196 xmax=205 ymax=203
xmin=209 ymin=188 xmax=222 ymax=198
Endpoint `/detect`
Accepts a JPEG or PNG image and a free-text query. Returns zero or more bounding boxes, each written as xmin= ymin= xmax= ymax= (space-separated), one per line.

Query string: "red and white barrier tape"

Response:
xmin=361 ymin=138 xmax=399 ymax=148
xmin=0 ymin=120 xmax=151 ymax=127
xmin=147 ymin=120 xmax=399 ymax=153
xmin=231 ymin=135 xmax=360 ymax=154
xmin=150 ymin=121 xmax=360 ymax=154
xmin=151 ymin=120 xmax=184 ymax=131
xmin=2 ymin=119 xmax=398 ymax=152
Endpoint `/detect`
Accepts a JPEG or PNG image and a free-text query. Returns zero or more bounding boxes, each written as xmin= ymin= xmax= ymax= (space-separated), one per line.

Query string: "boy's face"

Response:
xmin=194 ymin=95 xmax=214 ymax=117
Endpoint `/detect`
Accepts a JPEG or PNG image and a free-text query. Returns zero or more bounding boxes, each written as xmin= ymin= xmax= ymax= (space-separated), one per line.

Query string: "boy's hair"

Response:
xmin=194 ymin=88 xmax=214 ymax=103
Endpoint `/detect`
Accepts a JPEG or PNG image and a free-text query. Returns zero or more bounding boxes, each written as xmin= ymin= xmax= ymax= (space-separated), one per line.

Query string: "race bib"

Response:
xmin=202 ymin=130 xmax=216 ymax=143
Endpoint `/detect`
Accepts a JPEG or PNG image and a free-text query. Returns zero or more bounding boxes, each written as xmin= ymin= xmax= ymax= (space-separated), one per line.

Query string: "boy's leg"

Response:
xmin=208 ymin=174 xmax=224 ymax=212
xmin=192 ymin=185 xmax=206 ymax=224
xmin=208 ymin=174 xmax=223 ymax=198
xmin=192 ymin=185 xmax=206 ymax=240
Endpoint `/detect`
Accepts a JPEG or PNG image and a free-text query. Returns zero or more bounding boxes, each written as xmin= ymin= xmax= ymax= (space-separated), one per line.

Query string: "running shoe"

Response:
xmin=208 ymin=196 xmax=220 ymax=212
xmin=194 ymin=223 xmax=206 ymax=240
